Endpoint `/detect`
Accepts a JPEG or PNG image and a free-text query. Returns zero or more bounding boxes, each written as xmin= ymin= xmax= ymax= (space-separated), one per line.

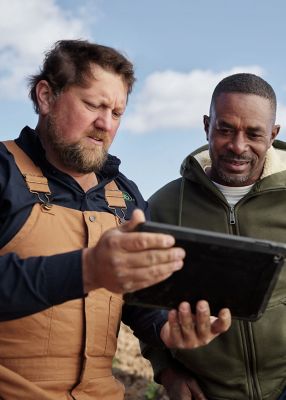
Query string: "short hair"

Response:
xmin=28 ymin=39 xmax=136 ymax=113
xmin=210 ymin=73 xmax=277 ymax=117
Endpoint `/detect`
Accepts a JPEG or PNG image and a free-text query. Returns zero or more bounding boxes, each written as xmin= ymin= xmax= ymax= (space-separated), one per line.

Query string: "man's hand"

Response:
xmin=82 ymin=209 xmax=185 ymax=293
xmin=160 ymin=368 xmax=207 ymax=400
xmin=160 ymin=300 xmax=231 ymax=349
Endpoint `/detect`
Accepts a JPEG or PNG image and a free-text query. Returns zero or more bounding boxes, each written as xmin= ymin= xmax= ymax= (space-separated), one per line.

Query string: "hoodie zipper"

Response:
xmin=243 ymin=321 xmax=261 ymax=399
xmin=229 ymin=205 xmax=236 ymax=225
xmin=227 ymin=201 xmax=261 ymax=398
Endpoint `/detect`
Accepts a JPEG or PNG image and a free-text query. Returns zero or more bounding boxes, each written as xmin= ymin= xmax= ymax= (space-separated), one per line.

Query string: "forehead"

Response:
xmin=212 ymin=93 xmax=274 ymax=125
xmin=78 ymin=64 xmax=128 ymax=105
xmin=89 ymin=64 xmax=124 ymax=84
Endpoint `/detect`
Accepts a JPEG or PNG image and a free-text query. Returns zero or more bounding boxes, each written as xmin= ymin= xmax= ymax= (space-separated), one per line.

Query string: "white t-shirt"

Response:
xmin=212 ymin=182 xmax=254 ymax=206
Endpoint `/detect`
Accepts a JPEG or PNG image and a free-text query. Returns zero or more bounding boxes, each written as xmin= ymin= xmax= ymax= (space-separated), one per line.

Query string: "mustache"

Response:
xmin=220 ymin=152 xmax=253 ymax=162
xmin=86 ymin=129 xmax=107 ymax=140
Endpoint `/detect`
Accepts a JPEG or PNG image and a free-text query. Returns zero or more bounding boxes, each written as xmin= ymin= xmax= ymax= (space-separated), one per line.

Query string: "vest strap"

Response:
xmin=2 ymin=140 xmax=127 ymax=209
xmin=3 ymin=140 xmax=51 ymax=194
xmin=105 ymin=181 xmax=126 ymax=209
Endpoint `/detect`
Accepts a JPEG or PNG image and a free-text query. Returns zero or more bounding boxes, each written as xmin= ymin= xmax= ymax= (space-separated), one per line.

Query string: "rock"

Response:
xmin=113 ymin=323 xmax=169 ymax=399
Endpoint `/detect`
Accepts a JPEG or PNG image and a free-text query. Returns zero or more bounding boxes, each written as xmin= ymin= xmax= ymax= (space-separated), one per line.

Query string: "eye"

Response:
xmin=83 ymin=100 xmax=98 ymax=111
xmin=247 ymin=131 xmax=262 ymax=140
xmin=218 ymin=127 xmax=233 ymax=135
xmin=112 ymin=110 xmax=123 ymax=120
xmin=249 ymin=133 xmax=258 ymax=139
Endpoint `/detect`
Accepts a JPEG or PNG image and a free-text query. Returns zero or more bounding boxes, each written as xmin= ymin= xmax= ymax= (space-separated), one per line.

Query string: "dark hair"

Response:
xmin=210 ymin=73 xmax=277 ymax=116
xmin=28 ymin=39 xmax=136 ymax=113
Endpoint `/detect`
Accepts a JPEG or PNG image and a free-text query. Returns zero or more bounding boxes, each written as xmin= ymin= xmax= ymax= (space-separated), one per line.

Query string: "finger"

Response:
xmin=110 ymin=246 xmax=185 ymax=271
xmin=121 ymin=259 xmax=184 ymax=292
xmin=106 ymin=229 xmax=177 ymax=253
xmin=123 ymin=231 xmax=177 ymax=252
xmin=194 ymin=300 xmax=212 ymax=339
xmin=187 ymin=378 xmax=207 ymax=400
xmin=112 ymin=246 xmax=184 ymax=290
xmin=177 ymin=302 xmax=196 ymax=338
xmin=138 ymin=247 xmax=185 ymax=267
xmin=211 ymin=308 xmax=231 ymax=334
xmin=118 ymin=209 xmax=178 ymax=250
xmin=166 ymin=309 xmax=185 ymax=348
xmin=119 ymin=209 xmax=145 ymax=232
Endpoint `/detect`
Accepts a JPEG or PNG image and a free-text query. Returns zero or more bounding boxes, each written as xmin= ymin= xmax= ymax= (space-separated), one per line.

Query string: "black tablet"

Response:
xmin=123 ymin=221 xmax=286 ymax=321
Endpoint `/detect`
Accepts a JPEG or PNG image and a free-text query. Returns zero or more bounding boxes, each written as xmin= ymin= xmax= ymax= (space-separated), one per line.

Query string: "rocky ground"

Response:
xmin=113 ymin=322 xmax=169 ymax=400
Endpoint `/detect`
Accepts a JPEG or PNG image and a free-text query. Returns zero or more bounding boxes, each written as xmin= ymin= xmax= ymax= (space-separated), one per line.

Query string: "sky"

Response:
xmin=1 ymin=0 xmax=286 ymax=198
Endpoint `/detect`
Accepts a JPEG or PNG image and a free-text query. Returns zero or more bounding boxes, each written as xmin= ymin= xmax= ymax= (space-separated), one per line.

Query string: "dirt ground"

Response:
xmin=113 ymin=322 xmax=169 ymax=400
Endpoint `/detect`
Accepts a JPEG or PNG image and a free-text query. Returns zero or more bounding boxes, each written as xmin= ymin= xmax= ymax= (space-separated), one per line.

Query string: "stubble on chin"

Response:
xmin=211 ymin=151 xmax=256 ymax=186
xmin=217 ymin=169 xmax=251 ymax=186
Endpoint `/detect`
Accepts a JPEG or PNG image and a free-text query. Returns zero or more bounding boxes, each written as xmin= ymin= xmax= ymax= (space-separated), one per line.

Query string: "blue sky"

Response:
xmin=1 ymin=0 xmax=286 ymax=198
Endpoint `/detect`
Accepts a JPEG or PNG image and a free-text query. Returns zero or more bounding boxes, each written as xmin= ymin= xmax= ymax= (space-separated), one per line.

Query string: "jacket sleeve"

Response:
xmin=122 ymin=304 xmax=181 ymax=382
xmin=0 ymin=250 xmax=84 ymax=321
xmin=140 ymin=341 xmax=185 ymax=383
xmin=0 ymin=143 xmax=84 ymax=321
xmin=122 ymin=304 xmax=167 ymax=346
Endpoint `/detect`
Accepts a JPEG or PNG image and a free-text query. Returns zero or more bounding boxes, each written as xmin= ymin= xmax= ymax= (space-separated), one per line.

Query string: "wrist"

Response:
xmin=159 ymin=367 xmax=178 ymax=388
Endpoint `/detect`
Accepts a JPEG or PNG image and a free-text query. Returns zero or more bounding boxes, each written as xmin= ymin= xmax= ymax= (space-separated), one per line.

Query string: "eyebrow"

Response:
xmin=215 ymin=120 xmax=235 ymax=129
xmin=246 ymin=126 xmax=263 ymax=132
xmin=83 ymin=97 xmax=126 ymax=113
xmin=216 ymin=120 xmax=263 ymax=132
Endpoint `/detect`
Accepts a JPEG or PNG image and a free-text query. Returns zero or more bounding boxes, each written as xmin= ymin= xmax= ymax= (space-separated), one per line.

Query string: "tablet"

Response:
xmin=123 ymin=221 xmax=286 ymax=321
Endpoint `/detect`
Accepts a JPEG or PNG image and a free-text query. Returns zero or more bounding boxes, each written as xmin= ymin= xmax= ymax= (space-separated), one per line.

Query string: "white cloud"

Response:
xmin=277 ymin=102 xmax=286 ymax=125
xmin=123 ymin=66 xmax=265 ymax=134
xmin=0 ymin=0 xmax=95 ymax=99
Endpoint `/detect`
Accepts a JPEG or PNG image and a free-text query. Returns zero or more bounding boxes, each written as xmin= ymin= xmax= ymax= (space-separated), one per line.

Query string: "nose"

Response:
xmin=94 ymin=109 xmax=112 ymax=132
xmin=227 ymin=131 xmax=249 ymax=155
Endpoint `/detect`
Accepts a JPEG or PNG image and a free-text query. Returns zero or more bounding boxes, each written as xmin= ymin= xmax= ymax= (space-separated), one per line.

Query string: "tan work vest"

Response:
xmin=0 ymin=141 xmax=127 ymax=400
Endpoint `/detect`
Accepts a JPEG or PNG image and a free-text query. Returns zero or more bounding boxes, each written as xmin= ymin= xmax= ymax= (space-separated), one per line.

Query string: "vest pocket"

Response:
xmin=86 ymin=289 xmax=123 ymax=357
xmin=105 ymin=295 xmax=123 ymax=356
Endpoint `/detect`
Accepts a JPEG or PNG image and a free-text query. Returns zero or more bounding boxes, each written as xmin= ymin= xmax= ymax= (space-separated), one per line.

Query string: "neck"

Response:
xmin=72 ymin=172 xmax=98 ymax=192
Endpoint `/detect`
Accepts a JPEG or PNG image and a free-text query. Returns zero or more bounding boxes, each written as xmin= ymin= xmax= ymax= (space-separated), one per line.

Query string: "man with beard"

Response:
xmin=0 ymin=40 xmax=231 ymax=400
xmin=141 ymin=73 xmax=286 ymax=400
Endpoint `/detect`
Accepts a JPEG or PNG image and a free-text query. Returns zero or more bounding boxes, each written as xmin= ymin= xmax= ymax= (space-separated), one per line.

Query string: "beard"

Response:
xmin=211 ymin=150 xmax=256 ymax=186
xmin=216 ymin=169 xmax=252 ymax=185
xmin=45 ymin=115 xmax=108 ymax=174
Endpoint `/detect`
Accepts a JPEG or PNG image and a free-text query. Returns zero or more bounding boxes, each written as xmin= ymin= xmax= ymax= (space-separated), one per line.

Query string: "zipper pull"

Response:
xmin=229 ymin=206 xmax=236 ymax=225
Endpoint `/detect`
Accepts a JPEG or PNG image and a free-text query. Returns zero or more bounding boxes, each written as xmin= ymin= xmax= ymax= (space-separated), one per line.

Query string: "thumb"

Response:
xmin=120 ymin=209 xmax=146 ymax=232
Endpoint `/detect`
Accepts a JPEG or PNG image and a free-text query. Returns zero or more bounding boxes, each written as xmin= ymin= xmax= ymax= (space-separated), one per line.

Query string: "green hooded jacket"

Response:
xmin=147 ymin=140 xmax=286 ymax=400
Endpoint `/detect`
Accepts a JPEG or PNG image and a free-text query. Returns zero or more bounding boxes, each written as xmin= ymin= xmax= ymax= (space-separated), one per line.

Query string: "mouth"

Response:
xmin=86 ymin=135 xmax=104 ymax=146
xmin=221 ymin=158 xmax=251 ymax=172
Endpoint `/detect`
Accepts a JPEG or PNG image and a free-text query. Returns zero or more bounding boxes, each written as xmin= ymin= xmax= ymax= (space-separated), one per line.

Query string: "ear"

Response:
xmin=203 ymin=115 xmax=210 ymax=141
xmin=35 ymin=80 xmax=54 ymax=115
xmin=269 ymin=124 xmax=280 ymax=146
